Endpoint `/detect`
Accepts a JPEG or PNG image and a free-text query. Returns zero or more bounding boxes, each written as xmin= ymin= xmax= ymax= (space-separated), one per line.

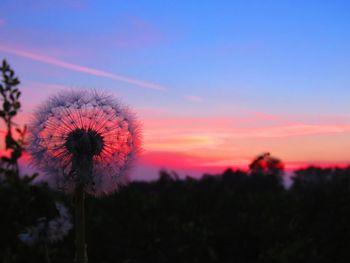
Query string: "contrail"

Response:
xmin=0 ymin=45 xmax=166 ymax=91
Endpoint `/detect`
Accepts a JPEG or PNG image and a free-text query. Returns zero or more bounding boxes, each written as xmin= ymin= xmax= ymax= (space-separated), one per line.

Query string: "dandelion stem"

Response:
xmin=44 ymin=243 xmax=51 ymax=263
xmin=75 ymin=184 xmax=87 ymax=263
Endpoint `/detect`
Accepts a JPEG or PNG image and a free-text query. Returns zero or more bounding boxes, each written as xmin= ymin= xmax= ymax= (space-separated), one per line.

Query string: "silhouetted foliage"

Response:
xmin=0 ymin=60 xmax=68 ymax=263
xmin=250 ymin=152 xmax=284 ymax=175
xmin=0 ymin=60 xmax=24 ymax=175
xmin=82 ymin=167 xmax=350 ymax=263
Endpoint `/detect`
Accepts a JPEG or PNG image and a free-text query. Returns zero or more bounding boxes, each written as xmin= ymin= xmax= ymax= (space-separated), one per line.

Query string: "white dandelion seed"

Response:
xmin=27 ymin=90 xmax=141 ymax=196
xmin=18 ymin=202 xmax=73 ymax=245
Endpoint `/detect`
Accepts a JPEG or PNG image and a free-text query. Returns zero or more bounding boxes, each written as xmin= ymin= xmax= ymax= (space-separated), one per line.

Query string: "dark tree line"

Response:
xmin=81 ymin=166 xmax=350 ymax=263
xmin=4 ymin=164 xmax=350 ymax=263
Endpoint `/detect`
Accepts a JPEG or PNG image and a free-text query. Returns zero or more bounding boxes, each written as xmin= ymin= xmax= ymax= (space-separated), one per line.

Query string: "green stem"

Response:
xmin=75 ymin=185 xmax=87 ymax=263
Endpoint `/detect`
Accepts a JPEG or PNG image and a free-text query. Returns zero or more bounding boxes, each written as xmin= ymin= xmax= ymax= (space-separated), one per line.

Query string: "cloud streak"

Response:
xmin=0 ymin=45 xmax=166 ymax=91
xmin=225 ymin=124 xmax=350 ymax=139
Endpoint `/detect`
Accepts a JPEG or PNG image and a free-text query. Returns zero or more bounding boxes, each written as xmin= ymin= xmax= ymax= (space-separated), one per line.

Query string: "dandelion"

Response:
xmin=27 ymin=90 xmax=141 ymax=196
xmin=27 ymin=90 xmax=141 ymax=263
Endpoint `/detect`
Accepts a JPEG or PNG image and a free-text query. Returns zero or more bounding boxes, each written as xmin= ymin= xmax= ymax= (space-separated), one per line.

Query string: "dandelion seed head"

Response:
xmin=27 ymin=90 xmax=141 ymax=196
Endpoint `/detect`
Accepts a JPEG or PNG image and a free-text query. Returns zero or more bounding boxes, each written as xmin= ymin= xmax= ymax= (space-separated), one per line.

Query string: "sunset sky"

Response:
xmin=1 ymin=0 xmax=350 ymax=180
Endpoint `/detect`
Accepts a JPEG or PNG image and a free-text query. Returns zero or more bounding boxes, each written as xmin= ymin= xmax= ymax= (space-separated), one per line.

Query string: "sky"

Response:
xmin=1 ymin=0 xmax=350 ymax=180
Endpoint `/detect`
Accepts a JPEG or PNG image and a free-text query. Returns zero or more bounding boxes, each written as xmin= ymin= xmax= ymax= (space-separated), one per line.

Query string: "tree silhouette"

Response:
xmin=249 ymin=152 xmax=284 ymax=175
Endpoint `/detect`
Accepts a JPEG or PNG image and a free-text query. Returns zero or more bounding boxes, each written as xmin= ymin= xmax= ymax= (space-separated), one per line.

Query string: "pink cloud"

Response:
xmin=0 ymin=19 xmax=5 ymax=26
xmin=235 ymin=124 xmax=350 ymax=138
xmin=143 ymin=116 xmax=244 ymax=130
xmin=248 ymin=111 xmax=280 ymax=121
xmin=0 ymin=45 xmax=166 ymax=91
xmin=143 ymin=113 xmax=350 ymax=138
xmin=141 ymin=114 xmax=350 ymax=164
xmin=142 ymin=118 xmax=350 ymax=166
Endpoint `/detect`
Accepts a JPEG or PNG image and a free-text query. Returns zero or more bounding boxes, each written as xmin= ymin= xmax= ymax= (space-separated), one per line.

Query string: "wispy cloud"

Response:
xmin=240 ymin=124 xmax=350 ymax=138
xmin=0 ymin=45 xmax=166 ymax=91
